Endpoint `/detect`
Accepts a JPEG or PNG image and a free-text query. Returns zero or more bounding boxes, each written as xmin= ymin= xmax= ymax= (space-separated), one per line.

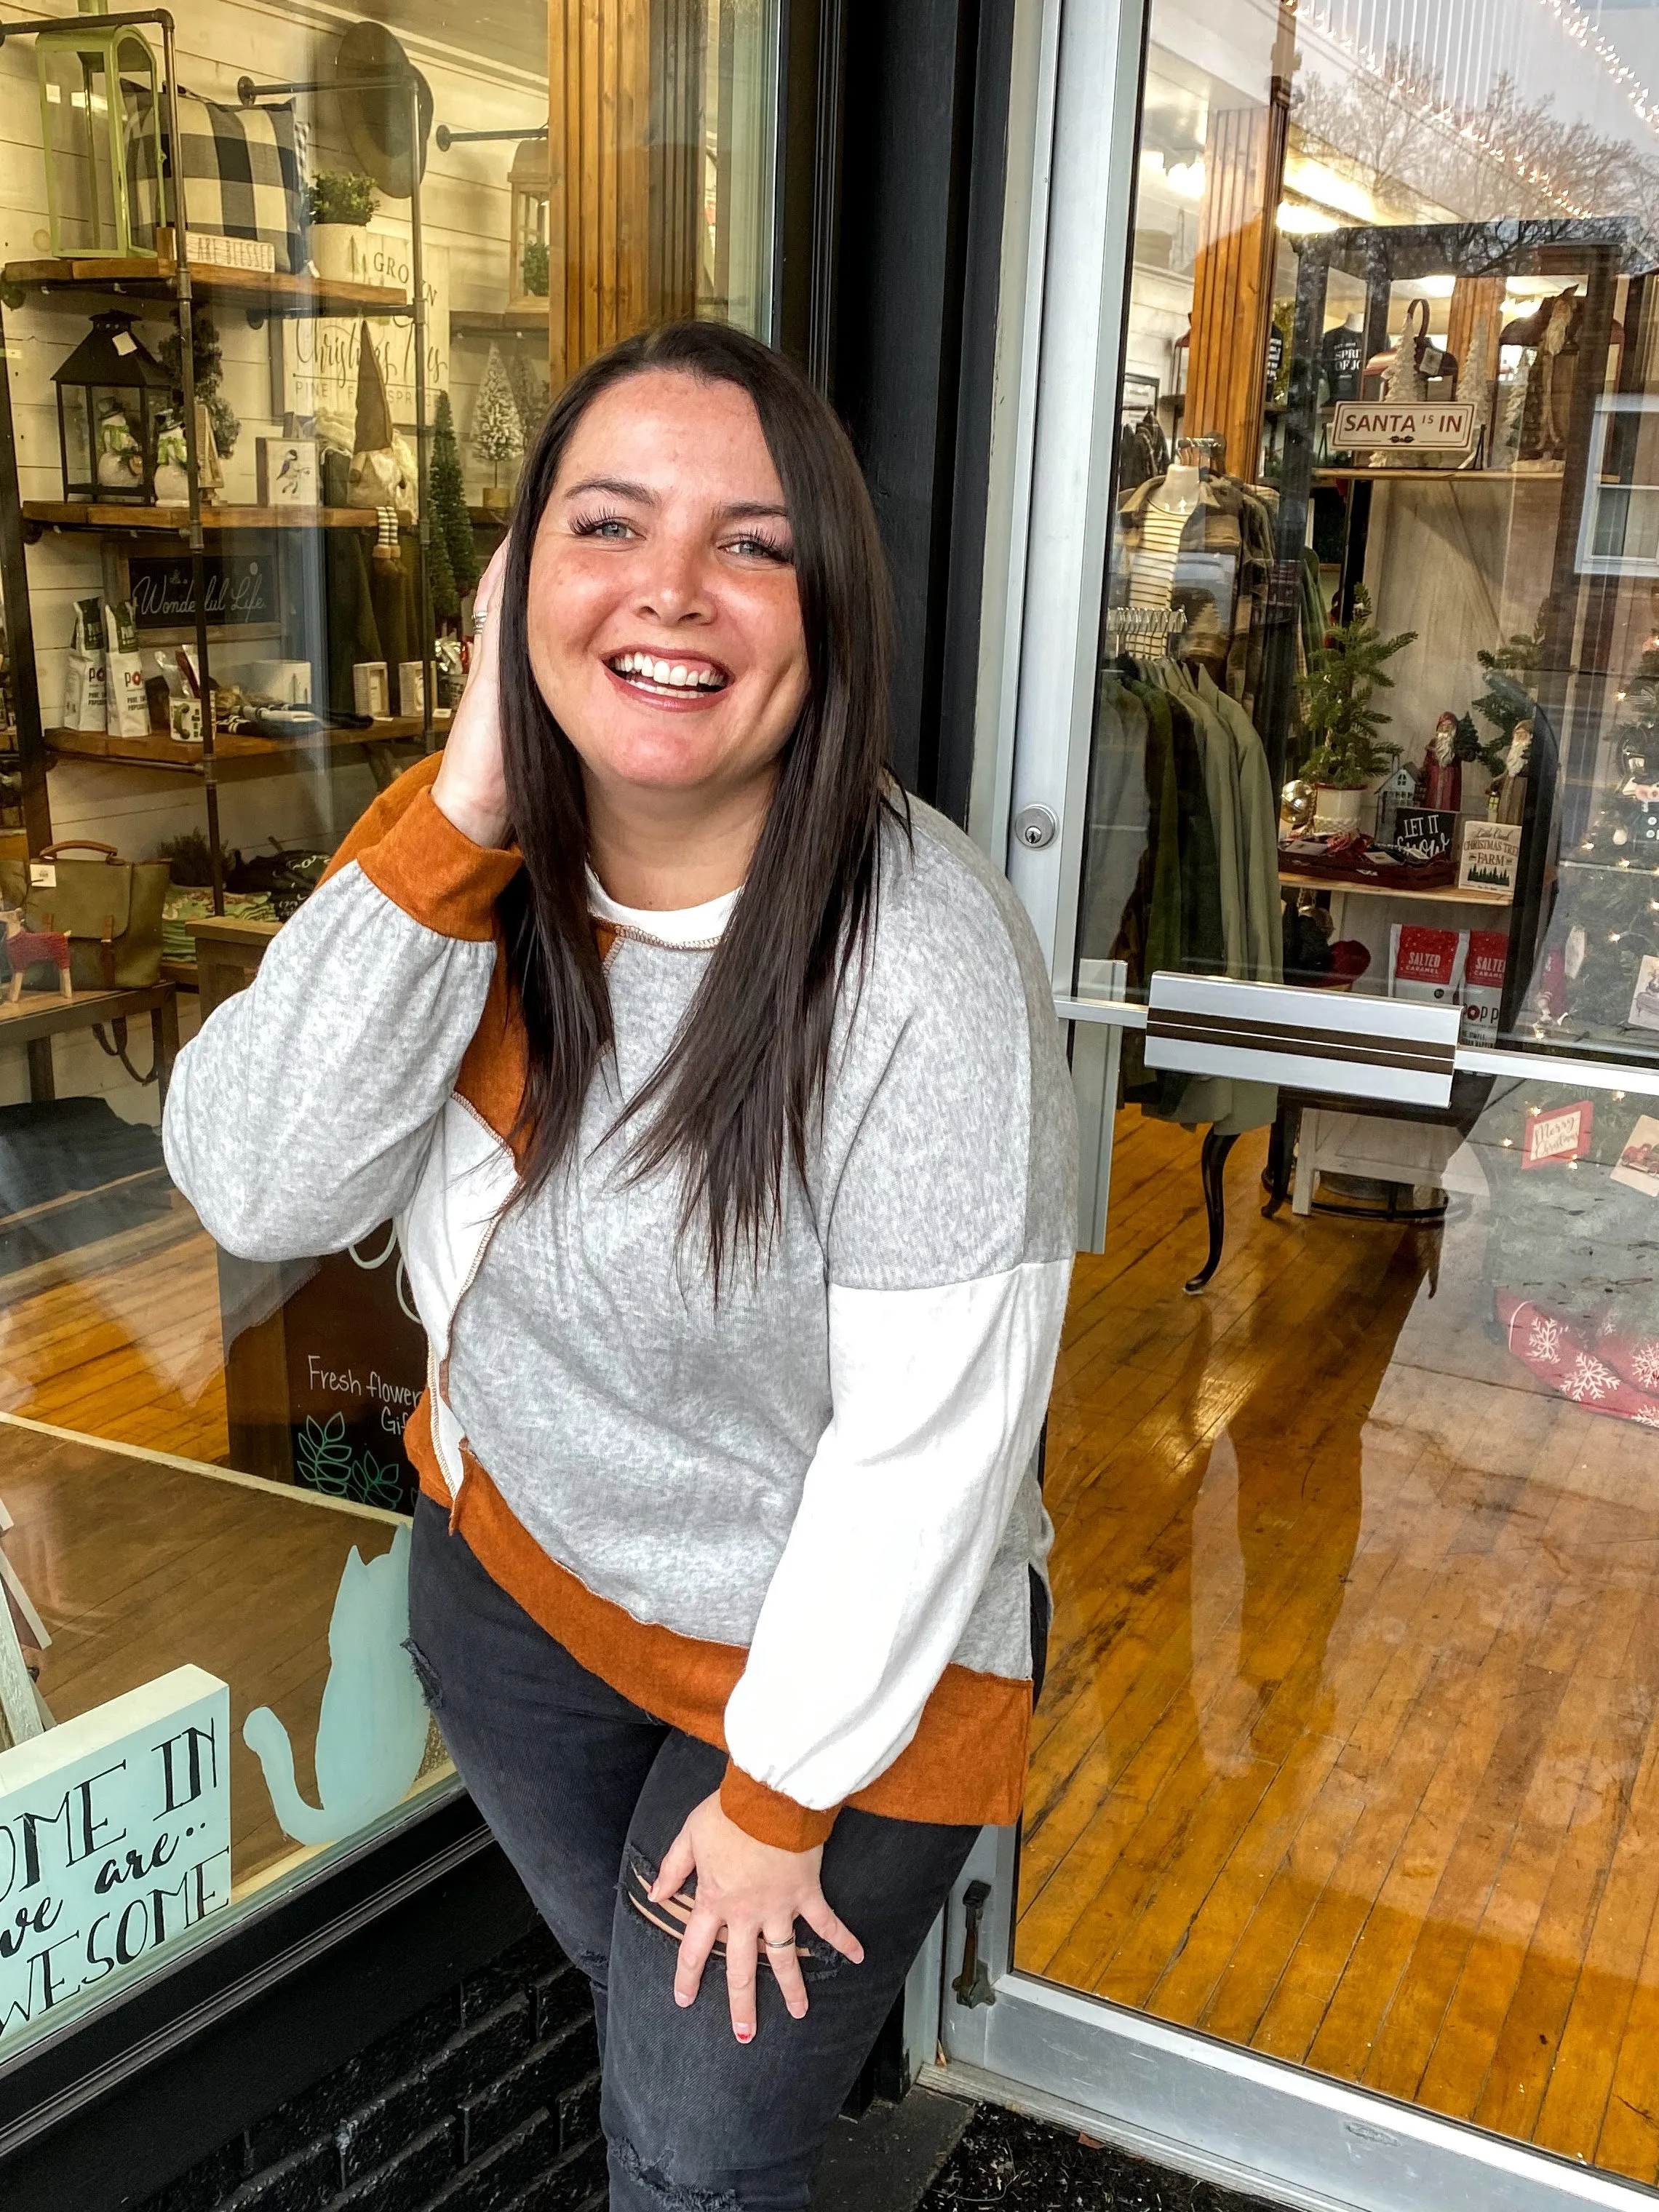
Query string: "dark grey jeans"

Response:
xmin=407 ymin=1495 xmax=1044 ymax=2211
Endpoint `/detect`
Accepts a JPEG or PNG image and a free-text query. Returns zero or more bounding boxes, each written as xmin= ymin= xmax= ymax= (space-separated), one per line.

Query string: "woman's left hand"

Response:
xmin=649 ymin=1791 xmax=864 ymax=2042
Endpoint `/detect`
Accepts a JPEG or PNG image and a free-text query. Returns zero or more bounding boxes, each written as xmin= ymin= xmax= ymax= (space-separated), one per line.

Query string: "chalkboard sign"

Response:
xmin=1393 ymin=808 xmax=1460 ymax=864
xmin=281 ymin=1231 xmax=426 ymax=1513
xmin=127 ymin=552 xmax=276 ymax=634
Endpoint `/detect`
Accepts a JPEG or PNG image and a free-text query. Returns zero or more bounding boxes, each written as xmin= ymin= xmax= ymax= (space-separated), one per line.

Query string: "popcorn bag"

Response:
xmin=103 ymin=600 xmax=149 ymax=739
xmin=1388 ymin=923 xmax=1468 ymax=1004
xmin=1460 ymin=930 xmax=1508 ymax=1042
xmin=63 ymin=594 xmax=107 ymax=731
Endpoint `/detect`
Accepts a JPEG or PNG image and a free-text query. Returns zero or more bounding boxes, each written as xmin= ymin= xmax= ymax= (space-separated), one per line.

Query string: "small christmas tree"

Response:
xmin=508 ymin=351 xmax=550 ymax=448
xmin=1295 ymin=585 xmax=1417 ymax=787
xmin=1473 ymin=626 xmax=1543 ymax=755
xmin=1543 ymin=627 xmax=1659 ymax=1038
xmin=472 ymin=345 xmax=525 ymax=493
xmin=430 ymin=391 xmax=480 ymax=603
xmin=426 ymin=493 xmax=458 ymax=623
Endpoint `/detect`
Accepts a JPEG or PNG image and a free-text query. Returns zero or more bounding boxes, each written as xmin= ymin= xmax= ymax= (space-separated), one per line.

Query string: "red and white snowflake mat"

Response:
xmin=1497 ymin=1293 xmax=1659 ymax=1426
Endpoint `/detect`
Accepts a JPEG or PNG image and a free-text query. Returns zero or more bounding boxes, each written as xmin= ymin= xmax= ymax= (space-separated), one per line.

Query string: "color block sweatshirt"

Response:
xmin=162 ymin=758 xmax=1077 ymax=1847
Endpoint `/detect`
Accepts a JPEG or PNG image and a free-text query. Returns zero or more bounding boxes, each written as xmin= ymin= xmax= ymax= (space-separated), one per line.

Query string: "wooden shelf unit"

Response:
xmin=24 ymin=501 xmax=381 ymax=536
xmin=1310 ymin=466 xmax=1566 ymax=484
xmin=1280 ymin=869 xmax=1512 ymax=907
xmin=450 ymin=305 xmax=551 ymax=335
xmin=47 ymin=715 xmax=445 ymax=776
xmin=2 ymin=254 xmax=410 ymax=322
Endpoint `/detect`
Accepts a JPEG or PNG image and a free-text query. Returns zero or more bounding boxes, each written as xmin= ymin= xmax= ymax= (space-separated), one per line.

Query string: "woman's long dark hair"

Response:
xmin=495 ymin=321 xmax=900 ymax=1285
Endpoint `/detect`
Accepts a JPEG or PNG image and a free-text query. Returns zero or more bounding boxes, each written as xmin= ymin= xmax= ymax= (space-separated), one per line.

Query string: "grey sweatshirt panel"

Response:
xmin=162 ymin=861 xmax=493 ymax=1260
xmin=164 ymin=795 xmax=1076 ymax=1685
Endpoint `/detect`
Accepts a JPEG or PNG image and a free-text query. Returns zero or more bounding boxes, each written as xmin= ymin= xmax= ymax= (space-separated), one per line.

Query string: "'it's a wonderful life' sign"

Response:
xmin=126 ymin=552 xmax=276 ymax=636
xmin=0 ymin=1667 xmax=231 ymax=2043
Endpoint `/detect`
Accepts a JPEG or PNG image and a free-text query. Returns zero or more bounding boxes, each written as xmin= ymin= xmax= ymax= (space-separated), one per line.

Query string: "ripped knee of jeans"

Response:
xmin=402 ymin=1636 xmax=443 ymax=1711
xmin=612 ymin=2130 xmax=739 ymax=2212
xmin=623 ymin=1849 xmax=717 ymax=1954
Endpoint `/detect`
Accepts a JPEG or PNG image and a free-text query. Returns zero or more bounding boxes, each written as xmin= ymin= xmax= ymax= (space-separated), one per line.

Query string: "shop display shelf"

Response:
xmin=1 ymin=253 xmax=409 ymax=323
xmin=23 ymin=501 xmax=383 ymax=536
xmin=1279 ymin=869 xmax=1512 ymax=906
xmin=1310 ymin=465 xmax=1565 ymax=484
xmin=47 ymin=716 xmax=445 ymax=775
xmin=450 ymin=306 xmax=551 ymax=335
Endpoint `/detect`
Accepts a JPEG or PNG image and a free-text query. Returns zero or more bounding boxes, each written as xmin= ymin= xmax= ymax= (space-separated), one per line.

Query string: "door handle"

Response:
xmin=1144 ymin=973 xmax=1460 ymax=1108
xmin=952 ymin=1879 xmax=997 ymax=2008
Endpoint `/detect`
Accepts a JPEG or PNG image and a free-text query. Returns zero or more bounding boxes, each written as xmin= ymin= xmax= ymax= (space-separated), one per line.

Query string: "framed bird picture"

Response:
xmin=256 ymin=435 xmax=319 ymax=507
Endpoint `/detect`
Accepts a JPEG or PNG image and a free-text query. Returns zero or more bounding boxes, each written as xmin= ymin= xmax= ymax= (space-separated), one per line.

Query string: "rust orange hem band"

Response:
xmin=406 ymin=1396 xmax=1031 ymax=1842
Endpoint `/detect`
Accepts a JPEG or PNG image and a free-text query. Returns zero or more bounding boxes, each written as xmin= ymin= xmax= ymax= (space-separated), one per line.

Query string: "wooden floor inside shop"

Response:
xmin=0 ymin=1203 xmax=230 ymax=1462
xmin=13 ymin=1134 xmax=1659 ymax=2181
xmin=0 ymin=1415 xmax=422 ymax=1893
xmin=1023 ymin=1109 xmax=1659 ymax=2189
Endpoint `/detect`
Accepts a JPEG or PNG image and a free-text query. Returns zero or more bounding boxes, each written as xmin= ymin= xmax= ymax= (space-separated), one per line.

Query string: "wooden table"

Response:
xmin=186 ymin=915 xmax=281 ymax=1017
xmin=0 ymin=978 xmax=179 ymax=1106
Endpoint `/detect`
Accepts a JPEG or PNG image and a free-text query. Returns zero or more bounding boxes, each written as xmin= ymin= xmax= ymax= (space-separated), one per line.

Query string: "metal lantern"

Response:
xmin=36 ymin=7 xmax=165 ymax=261
xmin=508 ymin=137 xmax=550 ymax=311
xmin=53 ymin=312 xmax=172 ymax=506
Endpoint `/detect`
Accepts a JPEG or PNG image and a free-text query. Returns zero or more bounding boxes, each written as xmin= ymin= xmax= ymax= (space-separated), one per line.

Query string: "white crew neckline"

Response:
xmin=585 ymin=864 xmax=739 ymax=947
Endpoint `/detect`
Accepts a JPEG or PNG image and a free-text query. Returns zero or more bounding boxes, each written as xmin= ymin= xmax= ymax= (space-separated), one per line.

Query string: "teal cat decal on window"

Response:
xmin=242 ymin=1524 xmax=430 ymax=1846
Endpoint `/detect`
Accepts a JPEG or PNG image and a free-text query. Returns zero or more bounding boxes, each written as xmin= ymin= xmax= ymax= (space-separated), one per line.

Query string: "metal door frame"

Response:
xmin=915 ymin=3 xmax=1659 ymax=2206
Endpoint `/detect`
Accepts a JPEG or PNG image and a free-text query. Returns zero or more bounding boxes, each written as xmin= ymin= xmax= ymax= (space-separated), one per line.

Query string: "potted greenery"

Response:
xmin=308 ymin=172 xmax=378 ymax=285
xmin=1296 ymin=585 xmax=1417 ymax=832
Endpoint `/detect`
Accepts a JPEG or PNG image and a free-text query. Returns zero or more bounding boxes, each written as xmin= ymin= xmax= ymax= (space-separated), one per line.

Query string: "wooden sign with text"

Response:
xmin=127 ymin=552 xmax=276 ymax=636
xmin=1332 ymin=401 xmax=1475 ymax=451
xmin=0 ymin=1666 xmax=231 ymax=2043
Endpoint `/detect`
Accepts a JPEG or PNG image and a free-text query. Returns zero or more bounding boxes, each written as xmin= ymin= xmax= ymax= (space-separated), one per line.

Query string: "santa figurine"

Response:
xmin=1417 ymin=712 xmax=1462 ymax=813
xmin=1491 ymin=721 xmax=1531 ymax=825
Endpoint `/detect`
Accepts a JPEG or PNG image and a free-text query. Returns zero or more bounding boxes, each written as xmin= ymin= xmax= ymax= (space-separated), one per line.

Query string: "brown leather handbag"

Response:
xmin=0 ymin=840 xmax=170 ymax=990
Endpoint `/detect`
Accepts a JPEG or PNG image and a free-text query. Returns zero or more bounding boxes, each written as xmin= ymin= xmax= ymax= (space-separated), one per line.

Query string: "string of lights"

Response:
xmin=1295 ymin=0 xmax=1654 ymax=220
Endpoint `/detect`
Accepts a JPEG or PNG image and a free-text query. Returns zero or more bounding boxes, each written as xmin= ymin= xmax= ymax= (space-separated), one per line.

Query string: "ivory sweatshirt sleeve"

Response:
xmin=720 ymin=827 xmax=1077 ymax=1846
xmin=162 ymin=783 xmax=521 ymax=1261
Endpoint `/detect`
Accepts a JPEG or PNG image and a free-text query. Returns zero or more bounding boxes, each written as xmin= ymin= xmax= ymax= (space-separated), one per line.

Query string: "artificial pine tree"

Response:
xmin=158 ymin=311 xmax=239 ymax=458
xmin=1543 ymin=626 xmax=1659 ymax=1038
xmin=430 ymin=391 xmax=480 ymax=602
xmin=426 ymin=492 xmax=458 ymax=623
xmin=1473 ymin=626 xmax=1543 ymax=755
xmin=1294 ymin=584 xmax=1417 ymax=787
xmin=508 ymin=351 xmax=550 ymax=449
xmin=472 ymin=345 xmax=525 ymax=496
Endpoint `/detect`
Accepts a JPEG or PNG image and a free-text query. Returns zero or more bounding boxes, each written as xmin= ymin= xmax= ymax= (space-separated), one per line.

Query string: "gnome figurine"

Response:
xmin=346 ymin=322 xmax=418 ymax=561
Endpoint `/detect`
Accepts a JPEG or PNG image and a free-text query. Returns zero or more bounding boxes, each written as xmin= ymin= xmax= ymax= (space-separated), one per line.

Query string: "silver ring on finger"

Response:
xmin=763 ymin=1933 xmax=797 ymax=1952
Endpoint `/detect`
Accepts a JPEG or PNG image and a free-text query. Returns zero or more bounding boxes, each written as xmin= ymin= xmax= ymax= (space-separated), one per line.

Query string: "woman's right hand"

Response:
xmin=432 ymin=539 xmax=512 ymax=849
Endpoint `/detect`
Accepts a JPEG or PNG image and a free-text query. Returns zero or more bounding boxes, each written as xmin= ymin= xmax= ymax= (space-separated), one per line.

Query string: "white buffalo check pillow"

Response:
xmin=126 ymin=91 xmax=306 ymax=276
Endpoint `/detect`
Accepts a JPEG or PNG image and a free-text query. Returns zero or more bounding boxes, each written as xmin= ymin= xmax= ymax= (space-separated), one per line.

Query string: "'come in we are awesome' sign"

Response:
xmin=0 ymin=1668 xmax=231 ymax=2043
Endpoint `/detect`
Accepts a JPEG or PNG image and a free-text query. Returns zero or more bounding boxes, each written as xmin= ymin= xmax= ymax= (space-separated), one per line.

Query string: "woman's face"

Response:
xmin=527 ymin=368 xmax=808 ymax=810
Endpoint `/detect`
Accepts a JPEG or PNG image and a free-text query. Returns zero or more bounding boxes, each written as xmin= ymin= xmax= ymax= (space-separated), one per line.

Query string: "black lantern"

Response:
xmin=52 ymin=312 xmax=172 ymax=506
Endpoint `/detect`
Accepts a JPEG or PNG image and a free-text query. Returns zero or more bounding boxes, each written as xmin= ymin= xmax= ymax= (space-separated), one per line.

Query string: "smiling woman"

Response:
xmin=161 ymin=322 xmax=1077 ymax=2212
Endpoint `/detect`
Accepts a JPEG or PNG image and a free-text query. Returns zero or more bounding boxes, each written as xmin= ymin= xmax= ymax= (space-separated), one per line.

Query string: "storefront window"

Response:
xmin=1030 ymin=0 xmax=1659 ymax=2189
xmin=0 ymin=0 xmax=778 ymax=2060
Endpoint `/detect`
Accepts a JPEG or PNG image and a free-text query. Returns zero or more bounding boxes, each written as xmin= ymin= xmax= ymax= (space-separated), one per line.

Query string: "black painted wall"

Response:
xmin=832 ymin=0 xmax=1014 ymax=817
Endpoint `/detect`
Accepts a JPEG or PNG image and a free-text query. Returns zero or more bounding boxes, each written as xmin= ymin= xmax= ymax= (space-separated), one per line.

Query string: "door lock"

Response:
xmin=951 ymin=1879 xmax=997 ymax=2008
xmin=1014 ymin=803 xmax=1057 ymax=851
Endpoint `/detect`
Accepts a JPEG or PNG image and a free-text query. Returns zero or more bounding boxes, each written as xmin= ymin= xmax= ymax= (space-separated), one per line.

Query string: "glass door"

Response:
xmin=931 ymin=4 xmax=1659 ymax=2208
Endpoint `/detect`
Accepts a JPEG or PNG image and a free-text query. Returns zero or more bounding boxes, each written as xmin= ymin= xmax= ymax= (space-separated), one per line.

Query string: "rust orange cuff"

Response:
xmin=719 ymin=1762 xmax=839 ymax=1851
xmin=357 ymin=786 xmax=521 ymax=941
